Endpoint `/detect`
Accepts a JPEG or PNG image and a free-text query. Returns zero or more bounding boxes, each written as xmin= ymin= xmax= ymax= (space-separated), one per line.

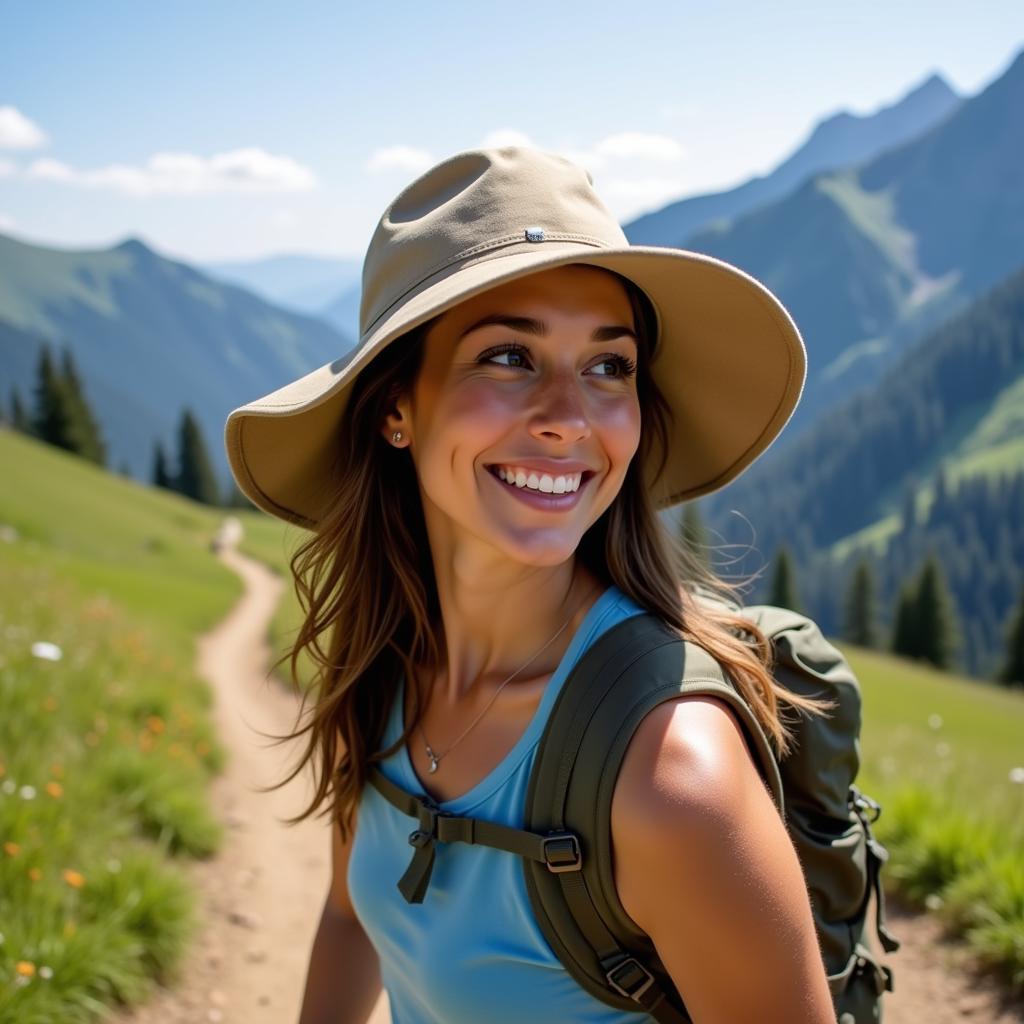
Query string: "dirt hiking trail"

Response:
xmin=109 ymin=528 xmax=1022 ymax=1023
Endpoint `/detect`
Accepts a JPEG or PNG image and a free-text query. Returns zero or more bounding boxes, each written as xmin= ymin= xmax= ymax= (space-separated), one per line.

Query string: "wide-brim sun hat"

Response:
xmin=224 ymin=145 xmax=806 ymax=531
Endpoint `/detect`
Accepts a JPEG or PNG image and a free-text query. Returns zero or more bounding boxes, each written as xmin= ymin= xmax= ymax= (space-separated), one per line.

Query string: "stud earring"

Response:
xmin=392 ymin=431 xmax=403 ymax=444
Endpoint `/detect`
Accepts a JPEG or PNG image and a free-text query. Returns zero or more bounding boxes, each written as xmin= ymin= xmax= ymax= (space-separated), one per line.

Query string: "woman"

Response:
xmin=225 ymin=146 xmax=836 ymax=1023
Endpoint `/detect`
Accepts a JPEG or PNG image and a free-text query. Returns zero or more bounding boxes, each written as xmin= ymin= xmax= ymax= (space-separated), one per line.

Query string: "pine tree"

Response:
xmin=175 ymin=408 xmax=221 ymax=505
xmin=679 ymin=501 xmax=711 ymax=571
xmin=59 ymin=346 xmax=106 ymax=466
xmin=843 ymin=557 xmax=877 ymax=648
xmin=9 ymin=386 xmax=31 ymax=434
xmin=891 ymin=581 xmax=920 ymax=659
xmin=768 ymin=546 xmax=801 ymax=612
xmin=914 ymin=553 xmax=959 ymax=670
xmin=152 ymin=439 xmax=174 ymax=490
xmin=31 ymin=343 xmax=76 ymax=451
xmin=997 ymin=581 xmax=1024 ymax=689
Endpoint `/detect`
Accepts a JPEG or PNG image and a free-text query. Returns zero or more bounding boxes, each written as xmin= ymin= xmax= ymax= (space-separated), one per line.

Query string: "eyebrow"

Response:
xmin=457 ymin=314 xmax=637 ymax=347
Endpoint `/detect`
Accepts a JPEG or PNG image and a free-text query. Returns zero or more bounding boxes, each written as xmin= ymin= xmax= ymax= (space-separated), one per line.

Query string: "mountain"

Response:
xmin=199 ymin=252 xmax=362 ymax=315
xmin=661 ymin=48 xmax=1024 ymax=441
xmin=624 ymin=71 xmax=961 ymax=246
xmin=0 ymin=233 xmax=354 ymax=490
xmin=693 ymin=261 xmax=1024 ymax=675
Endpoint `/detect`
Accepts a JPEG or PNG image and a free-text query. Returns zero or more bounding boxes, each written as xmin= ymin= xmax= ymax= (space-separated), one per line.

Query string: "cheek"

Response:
xmin=601 ymin=395 xmax=643 ymax=466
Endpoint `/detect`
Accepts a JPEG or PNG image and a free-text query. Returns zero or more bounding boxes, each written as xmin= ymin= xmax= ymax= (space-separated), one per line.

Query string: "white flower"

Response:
xmin=925 ymin=893 xmax=943 ymax=911
xmin=1009 ymin=767 xmax=1024 ymax=784
xmin=38 ymin=965 xmax=53 ymax=980
xmin=19 ymin=785 xmax=36 ymax=800
xmin=1 ymin=779 xmax=15 ymax=794
xmin=936 ymin=742 xmax=951 ymax=757
xmin=30 ymin=641 xmax=63 ymax=662
xmin=928 ymin=713 xmax=943 ymax=730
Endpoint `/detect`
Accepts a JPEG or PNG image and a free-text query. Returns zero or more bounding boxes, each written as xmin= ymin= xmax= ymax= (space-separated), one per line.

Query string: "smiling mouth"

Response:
xmin=485 ymin=465 xmax=595 ymax=496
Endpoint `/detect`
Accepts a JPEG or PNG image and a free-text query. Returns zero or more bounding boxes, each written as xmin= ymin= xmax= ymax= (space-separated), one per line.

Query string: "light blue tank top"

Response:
xmin=347 ymin=584 xmax=654 ymax=1024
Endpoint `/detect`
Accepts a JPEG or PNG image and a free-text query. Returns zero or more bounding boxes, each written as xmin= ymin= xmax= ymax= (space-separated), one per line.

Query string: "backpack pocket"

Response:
xmin=830 ymin=939 xmax=893 ymax=1024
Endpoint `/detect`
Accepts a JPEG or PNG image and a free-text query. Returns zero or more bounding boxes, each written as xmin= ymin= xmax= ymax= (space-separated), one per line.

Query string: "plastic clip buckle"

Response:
xmin=542 ymin=833 xmax=582 ymax=873
xmin=606 ymin=957 xmax=655 ymax=1001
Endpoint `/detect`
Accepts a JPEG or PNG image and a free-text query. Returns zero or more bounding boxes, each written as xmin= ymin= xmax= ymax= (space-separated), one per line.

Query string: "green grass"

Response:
xmin=0 ymin=428 xmax=237 ymax=1021
xmin=843 ymin=642 xmax=1024 ymax=992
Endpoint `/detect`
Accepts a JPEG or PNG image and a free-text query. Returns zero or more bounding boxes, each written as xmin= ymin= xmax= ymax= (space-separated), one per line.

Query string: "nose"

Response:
xmin=527 ymin=370 xmax=591 ymax=444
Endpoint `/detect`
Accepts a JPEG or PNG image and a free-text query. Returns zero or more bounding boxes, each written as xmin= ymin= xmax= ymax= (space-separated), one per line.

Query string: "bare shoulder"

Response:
xmin=609 ymin=694 xmax=835 ymax=1023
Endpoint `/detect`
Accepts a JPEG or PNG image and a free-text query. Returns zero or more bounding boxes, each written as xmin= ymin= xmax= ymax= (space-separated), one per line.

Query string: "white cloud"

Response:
xmin=0 ymin=212 xmax=14 ymax=231
xmin=0 ymin=106 xmax=47 ymax=149
xmin=365 ymin=145 xmax=434 ymax=174
xmin=0 ymin=156 xmax=16 ymax=177
xmin=593 ymin=175 xmax=688 ymax=220
xmin=593 ymin=132 xmax=686 ymax=162
xmin=271 ymin=208 xmax=297 ymax=229
xmin=23 ymin=147 xmax=316 ymax=196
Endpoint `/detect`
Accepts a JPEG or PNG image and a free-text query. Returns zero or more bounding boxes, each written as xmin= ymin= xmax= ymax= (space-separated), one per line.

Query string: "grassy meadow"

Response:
xmin=0 ymin=428 xmax=270 ymax=1022
xmin=1 ymin=422 xmax=1022 ymax=1019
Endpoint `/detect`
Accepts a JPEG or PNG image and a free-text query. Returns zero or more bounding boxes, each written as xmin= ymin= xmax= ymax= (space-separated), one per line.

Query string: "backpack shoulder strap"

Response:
xmin=523 ymin=611 xmax=783 ymax=1023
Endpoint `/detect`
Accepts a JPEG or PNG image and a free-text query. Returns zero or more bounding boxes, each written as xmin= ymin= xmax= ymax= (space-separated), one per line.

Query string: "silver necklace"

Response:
xmin=416 ymin=586 xmax=592 ymax=775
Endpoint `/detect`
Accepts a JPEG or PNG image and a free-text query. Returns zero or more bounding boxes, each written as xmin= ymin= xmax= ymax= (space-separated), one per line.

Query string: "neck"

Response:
xmin=421 ymin=546 xmax=604 ymax=709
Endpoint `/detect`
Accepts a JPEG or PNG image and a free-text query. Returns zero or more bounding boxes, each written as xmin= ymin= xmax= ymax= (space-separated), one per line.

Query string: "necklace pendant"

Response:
xmin=426 ymin=747 xmax=439 ymax=774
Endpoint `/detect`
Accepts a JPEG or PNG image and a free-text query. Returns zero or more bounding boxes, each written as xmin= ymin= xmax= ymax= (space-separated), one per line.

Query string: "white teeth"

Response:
xmin=494 ymin=466 xmax=583 ymax=494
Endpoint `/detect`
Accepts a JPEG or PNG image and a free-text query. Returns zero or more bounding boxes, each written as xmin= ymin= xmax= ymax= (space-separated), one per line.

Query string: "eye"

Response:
xmin=478 ymin=341 xmax=531 ymax=369
xmin=588 ymin=354 xmax=637 ymax=379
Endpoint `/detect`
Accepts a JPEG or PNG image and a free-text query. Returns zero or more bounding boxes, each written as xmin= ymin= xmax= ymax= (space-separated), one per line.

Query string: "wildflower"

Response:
xmin=0 ymin=761 xmax=5 ymax=777
xmin=19 ymin=785 xmax=36 ymax=800
xmin=1 ymin=779 xmax=16 ymax=794
xmin=31 ymin=641 xmax=63 ymax=661
xmin=62 ymin=868 xmax=85 ymax=888
xmin=1010 ymin=767 xmax=1024 ymax=784
xmin=927 ymin=713 xmax=943 ymax=730
xmin=196 ymin=740 xmax=210 ymax=756
xmin=147 ymin=715 xmax=165 ymax=734
xmin=50 ymin=763 xmax=64 ymax=778
xmin=15 ymin=960 xmax=35 ymax=977
xmin=935 ymin=742 xmax=951 ymax=758
xmin=3 ymin=841 xmax=20 ymax=856
xmin=925 ymin=893 xmax=943 ymax=911
xmin=39 ymin=965 xmax=53 ymax=980
xmin=28 ymin=866 xmax=42 ymax=881
xmin=45 ymin=781 xmax=63 ymax=798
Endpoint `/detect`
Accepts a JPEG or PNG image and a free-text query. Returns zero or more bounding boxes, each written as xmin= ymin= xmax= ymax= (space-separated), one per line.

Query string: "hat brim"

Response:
xmin=224 ymin=243 xmax=805 ymax=530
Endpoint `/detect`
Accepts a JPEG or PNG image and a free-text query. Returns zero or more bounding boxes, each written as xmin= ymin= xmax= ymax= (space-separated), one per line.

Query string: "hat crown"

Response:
xmin=359 ymin=146 xmax=628 ymax=343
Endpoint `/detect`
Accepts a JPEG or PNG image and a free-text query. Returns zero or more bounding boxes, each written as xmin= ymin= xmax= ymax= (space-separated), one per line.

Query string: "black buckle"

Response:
xmin=606 ymin=956 xmax=655 ymax=1000
xmin=542 ymin=833 xmax=582 ymax=873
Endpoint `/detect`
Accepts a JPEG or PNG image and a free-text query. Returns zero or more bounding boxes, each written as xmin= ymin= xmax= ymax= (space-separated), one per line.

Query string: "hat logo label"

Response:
xmin=525 ymin=226 xmax=546 ymax=242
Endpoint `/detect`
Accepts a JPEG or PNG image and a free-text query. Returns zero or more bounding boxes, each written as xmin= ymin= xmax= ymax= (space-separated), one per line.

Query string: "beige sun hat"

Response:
xmin=224 ymin=145 xmax=805 ymax=531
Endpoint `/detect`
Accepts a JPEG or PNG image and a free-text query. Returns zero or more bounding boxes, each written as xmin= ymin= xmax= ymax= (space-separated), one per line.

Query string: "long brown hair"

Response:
xmin=262 ymin=268 xmax=832 ymax=842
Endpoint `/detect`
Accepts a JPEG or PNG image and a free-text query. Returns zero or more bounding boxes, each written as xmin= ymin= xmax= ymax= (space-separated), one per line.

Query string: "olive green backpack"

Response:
xmin=368 ymin=593 xmax=901 ymax=1023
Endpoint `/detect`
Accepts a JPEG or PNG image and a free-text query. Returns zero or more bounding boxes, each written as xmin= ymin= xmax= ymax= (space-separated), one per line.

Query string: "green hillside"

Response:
xmin=0 ymin=428 xmax=271 ymax=1021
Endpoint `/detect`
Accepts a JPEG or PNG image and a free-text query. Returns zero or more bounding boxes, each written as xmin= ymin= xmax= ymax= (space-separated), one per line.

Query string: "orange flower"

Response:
xmin=28 ymin=866 xmax=42 ymax=881
xmin=139 ymin=732 xmax=154 ymax=752
xmin=15 ymin=961 xmax=36 ymax=977
xmin=50 ymin=763 xmax=64 ymax=778
xmin=196 ymin=740 xmax=210 ymax=756
xmin=46 ymin=781 xmax=63 ymax=798
xmin=62 ymin=868 xmax=85 ymax=888
xmin=4 ymin=841 xmax=20 ymax=856
xmin=146 ymin=715 xmax=165 ymax=734
xmin=0 ymin=761 xmax=6 ymax=777
xmin=168 ymin=742 xmax=184 ymax=758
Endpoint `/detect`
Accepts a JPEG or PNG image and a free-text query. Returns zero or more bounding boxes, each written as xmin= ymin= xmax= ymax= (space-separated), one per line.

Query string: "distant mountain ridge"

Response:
xmin=623 ymin=71 xmax=961 ymax=246
xmin=0 ymin=233 xmax=354 ymax=489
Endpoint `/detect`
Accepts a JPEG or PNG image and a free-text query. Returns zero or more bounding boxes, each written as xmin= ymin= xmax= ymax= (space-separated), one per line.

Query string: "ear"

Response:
xmin=380 ymin=384 xmax=411 ymax=447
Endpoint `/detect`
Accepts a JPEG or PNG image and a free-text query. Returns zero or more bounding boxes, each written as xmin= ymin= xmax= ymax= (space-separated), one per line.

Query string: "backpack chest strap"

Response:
xmin=367 ymin=767 xmax=583 ymax=903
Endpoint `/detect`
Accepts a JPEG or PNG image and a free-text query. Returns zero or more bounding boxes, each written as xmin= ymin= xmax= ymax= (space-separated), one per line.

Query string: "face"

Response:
xmin=382 ymin=263 xmax=643 ymax=568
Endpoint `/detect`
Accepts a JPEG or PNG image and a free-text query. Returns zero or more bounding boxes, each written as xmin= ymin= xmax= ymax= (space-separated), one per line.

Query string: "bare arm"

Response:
xmin=297 ymin=785 xmax=383 ymax=1024
xmin=610 ymin=695 xmax=835 ymax=1024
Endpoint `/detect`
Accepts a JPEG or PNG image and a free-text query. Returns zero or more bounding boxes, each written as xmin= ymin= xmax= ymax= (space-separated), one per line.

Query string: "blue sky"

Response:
xmin=2 ymin=1 xmax=1021 ymax=264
